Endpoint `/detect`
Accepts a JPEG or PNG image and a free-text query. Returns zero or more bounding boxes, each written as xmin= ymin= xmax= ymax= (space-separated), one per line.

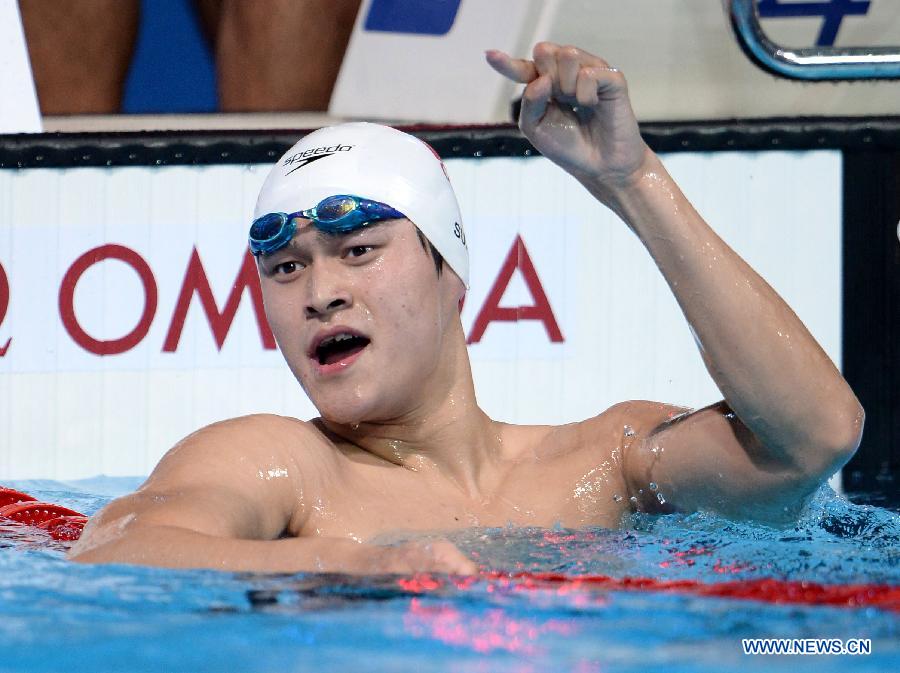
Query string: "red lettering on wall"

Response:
xmin=466 ymin=235 xmax=563 ymax=344
xmin=59 ymin=244 xmax=158 ymax=355
xmin=162 ymin=249 xmax=275 ymax=352
xmin=0 ymin=261 xmax=10 ymax=356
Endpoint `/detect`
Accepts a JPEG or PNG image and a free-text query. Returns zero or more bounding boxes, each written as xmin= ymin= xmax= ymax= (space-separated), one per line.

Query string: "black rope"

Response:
xmin=3 ymin=117 xmax=900 ymax=169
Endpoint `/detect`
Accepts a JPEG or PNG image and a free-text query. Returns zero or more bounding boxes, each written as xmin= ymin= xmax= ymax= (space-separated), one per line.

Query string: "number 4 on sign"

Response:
xmin=757 ymin=0 xmax=871 ymax=47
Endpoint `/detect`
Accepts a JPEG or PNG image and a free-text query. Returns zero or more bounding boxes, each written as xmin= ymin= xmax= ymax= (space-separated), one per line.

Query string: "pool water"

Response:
xmin=1 ymin=478 xmax=898 ymax=673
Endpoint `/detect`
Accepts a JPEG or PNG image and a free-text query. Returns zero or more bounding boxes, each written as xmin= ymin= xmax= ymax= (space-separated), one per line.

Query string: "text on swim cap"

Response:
xmin=454 ymin=221 xmax=467 ymax=247
xmin=282 ymin=144 xmax=354 ymax=166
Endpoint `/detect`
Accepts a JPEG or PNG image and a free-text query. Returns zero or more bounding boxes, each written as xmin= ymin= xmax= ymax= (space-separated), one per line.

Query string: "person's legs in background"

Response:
xmin=19 ymin=0 xmax=139 ymax=114
xmin=197 ymin=0 xmax=361 ymax=111
xmin=19 ymin=0 xmax=360 ymax=114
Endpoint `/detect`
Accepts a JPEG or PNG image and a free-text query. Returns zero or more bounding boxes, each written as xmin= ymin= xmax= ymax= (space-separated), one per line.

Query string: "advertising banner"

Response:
xmin=0 ymin=150 xmax=841 ymax=479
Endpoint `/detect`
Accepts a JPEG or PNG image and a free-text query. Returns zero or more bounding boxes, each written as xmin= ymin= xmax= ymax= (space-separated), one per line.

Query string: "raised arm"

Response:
xmin=69 ymin=415 xmax=476 ymax=574
xmin=487 ymin=43 xmax=863 ymax=520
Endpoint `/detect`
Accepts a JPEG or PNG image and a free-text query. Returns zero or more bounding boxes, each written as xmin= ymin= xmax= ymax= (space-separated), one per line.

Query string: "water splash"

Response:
xmin=3 ymin=479 xmax=899 ymax=673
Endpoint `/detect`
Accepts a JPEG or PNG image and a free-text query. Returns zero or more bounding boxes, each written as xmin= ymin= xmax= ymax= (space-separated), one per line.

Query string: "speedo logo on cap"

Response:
xmin=282 ymin=144 xmax=354 ymax=175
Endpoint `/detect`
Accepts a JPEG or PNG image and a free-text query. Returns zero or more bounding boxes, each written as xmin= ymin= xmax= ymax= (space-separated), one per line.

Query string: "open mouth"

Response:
xmin=313 ymin=333 xmax=371 ymax=366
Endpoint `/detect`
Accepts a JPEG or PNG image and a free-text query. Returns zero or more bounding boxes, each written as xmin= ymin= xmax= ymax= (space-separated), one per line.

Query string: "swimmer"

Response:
xmin=69 ymin=43 xmax=864 ymax=575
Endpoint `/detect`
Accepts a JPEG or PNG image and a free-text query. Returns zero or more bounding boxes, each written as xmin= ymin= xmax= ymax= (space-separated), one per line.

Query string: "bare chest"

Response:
xmin=296 ymin=436 xmax=631 ymax=542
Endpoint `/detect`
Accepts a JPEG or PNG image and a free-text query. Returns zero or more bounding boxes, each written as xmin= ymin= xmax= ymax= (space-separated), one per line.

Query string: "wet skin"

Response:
xmin=295 ymin=406 xmax=677 ymax=540
xmin=70 ymin=216 xmax=685 ymax=573
xmin=253 ymin=215 xmax=678 ymax=539
xmin=70 ymin=42 xmax=863 ymax=574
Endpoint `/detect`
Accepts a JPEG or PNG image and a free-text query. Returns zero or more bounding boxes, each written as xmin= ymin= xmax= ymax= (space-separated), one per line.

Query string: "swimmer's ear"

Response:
xmin=438 ymin=262 xmax=466 ymax=313
xmin=448 ymin=273 xmax=466 ymax=313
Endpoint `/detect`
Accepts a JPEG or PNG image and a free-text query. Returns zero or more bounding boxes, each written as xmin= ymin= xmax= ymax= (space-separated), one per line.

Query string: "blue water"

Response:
xmin=1 ymin=478 xmax=898 ymax=673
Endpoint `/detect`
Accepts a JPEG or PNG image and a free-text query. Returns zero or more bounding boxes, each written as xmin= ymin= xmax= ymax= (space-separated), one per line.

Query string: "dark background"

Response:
xmin=843 ymin=151 xmax=900 ymax=508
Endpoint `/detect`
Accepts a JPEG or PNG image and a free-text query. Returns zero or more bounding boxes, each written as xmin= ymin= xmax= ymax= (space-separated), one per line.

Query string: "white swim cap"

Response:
xmin=254 ymin=122 xmax=469 ymax=286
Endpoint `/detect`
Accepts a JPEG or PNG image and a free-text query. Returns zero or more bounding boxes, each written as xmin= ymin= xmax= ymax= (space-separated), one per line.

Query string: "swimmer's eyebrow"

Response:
xmin=285 ymin=220 xmax=388 ymax=250
xmin=315 ymin=220 xmax=386 ymax=244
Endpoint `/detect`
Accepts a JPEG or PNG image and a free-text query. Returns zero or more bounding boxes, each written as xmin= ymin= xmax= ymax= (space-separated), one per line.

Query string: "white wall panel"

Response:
xmin=0 ymin=0 xmax=41 ymax=133
xmin=547 ymin=0 xmax=900 ymax=121
xmin=334 ymin=0 xmax=900 ymax=123
xmin=0 ymin=151 xmax=841 ymax=479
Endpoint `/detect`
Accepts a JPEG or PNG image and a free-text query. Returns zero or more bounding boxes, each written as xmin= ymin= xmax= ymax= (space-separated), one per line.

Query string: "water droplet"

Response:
xmin=623 ymin=425 xmax=635 ymax=437
xmin=638 ymin=488 xmax=644 ymax=494
xmin=649 ymin=482 xmax=658 ymax=491
xmin=656 ymin=493 xmax=666 ymax=504
xmin=612 ymin=494 xmax=622 ymax=502
xmin=629 ymin=496 xmax=638 ymax=504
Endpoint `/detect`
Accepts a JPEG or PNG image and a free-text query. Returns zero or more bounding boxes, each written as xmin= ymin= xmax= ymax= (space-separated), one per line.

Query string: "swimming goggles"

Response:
xmin=249 ymin=194 xmax=406 ymax=256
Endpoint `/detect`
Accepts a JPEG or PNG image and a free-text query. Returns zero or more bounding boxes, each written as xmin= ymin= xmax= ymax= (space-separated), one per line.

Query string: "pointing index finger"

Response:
xmin=485 ymin=49 xmax=538 ymax=84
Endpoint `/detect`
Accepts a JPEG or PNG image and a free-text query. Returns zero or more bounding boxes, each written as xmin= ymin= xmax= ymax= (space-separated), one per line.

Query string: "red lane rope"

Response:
xmin=3 ymin=486 xmax=898 ymax=611
xmin=492 ymin=571 xmax=900 ymax=612
xmin=0 ymin=487 xmax=37 ymax=508
xmin=400 ymin=570 xmax=900 ymax=613
xmin=398 ymin=571 xmax=900 ymax=612
xmin=0 ymin=487 xmax=87 ymax=541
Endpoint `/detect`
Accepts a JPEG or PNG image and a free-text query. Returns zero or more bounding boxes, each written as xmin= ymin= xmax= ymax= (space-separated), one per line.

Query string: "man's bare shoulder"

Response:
xmin=594 ymin=400 xmax=691 ymax=435
xmin=175 ymin=414 xmax=329 ymax=452
xmin=525 ymin=400 xmax=688 ymax=456
xmin=99 ymin=414 xmax=339 ymax=541
xmin=148 ymin=413 xmax=338 ymax=490
xmin=186 ymin=412 xmax=313 ymax=436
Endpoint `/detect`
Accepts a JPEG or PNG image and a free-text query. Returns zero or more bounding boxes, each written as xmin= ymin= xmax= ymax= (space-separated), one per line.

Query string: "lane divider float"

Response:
xmin=0 ymin=487 xmax=87 ymax=541
xmin=3 ymin=485 xmax=898 ymax=611
xmin=397 ymin=570 xmax=900 ymax=613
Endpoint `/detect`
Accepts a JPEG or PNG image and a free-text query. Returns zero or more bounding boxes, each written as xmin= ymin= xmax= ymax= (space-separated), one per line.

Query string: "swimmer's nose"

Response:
xmin=305 ymin=297 xmax=348 ymax=318
xmin=304 ymin=264 xmax=352 ymax=318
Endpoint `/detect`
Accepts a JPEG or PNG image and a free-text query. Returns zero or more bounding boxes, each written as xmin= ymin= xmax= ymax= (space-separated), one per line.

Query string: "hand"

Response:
xmin=486 ymin=42 xmax=651 ymax=188
xmin=363 ymin=540 xmax=479 ymax=575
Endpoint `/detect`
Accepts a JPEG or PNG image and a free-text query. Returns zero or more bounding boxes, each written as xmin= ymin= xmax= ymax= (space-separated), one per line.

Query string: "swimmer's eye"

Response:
xmin=272 ymin=260 xmax=304 ymax=276
xmin=345 ymin=245 xmax=375 ymax=259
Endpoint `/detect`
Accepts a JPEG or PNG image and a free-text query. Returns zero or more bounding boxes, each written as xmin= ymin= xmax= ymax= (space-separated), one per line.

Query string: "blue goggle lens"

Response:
xmin=249 ymin=195 xmax=405 ymax=257
xmin=314 ymin=196 xmax=358 ymax=222
xmin=249 ymin=213 xmax=297 ymax=256
xmin=250 ymin=212 xmax=288 ymax=240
